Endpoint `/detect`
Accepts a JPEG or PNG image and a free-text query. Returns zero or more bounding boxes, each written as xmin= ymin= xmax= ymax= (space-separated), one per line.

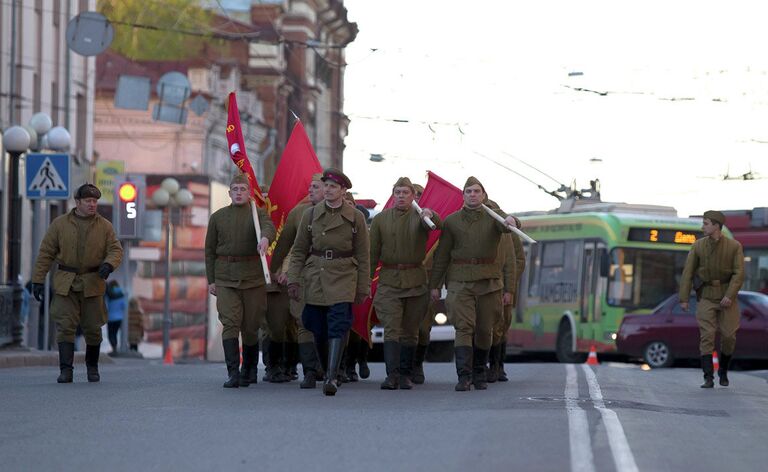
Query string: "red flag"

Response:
xmin=351 ymin=171 xmax=465 ymax=343
xmin=266 ymin=121 xmax=323 ymax=240
xmin=226 ymin=92 xmax=266 ymax=207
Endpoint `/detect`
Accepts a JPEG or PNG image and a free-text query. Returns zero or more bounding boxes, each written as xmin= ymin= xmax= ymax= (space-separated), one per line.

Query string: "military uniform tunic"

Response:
xmin=679 ymin=235 xmax=744 ymax=355
xmin=369 ymin=206 xmax=441 ymax=344
xmin=493 ymin=233 xmax=524 ymax=345
xmin=32 ymin=210 xmax=123 ymax=345
xmin=205 ymin=203 xmax=276 ymax=345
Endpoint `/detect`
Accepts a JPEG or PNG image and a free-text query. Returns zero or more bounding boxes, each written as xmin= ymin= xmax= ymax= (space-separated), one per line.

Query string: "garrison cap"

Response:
xmin=413 ymin=183 xmax=424 ymax=195
xmin=311 ymin=172 xmax=323 ymax=182
xmin=703 ymin=210 xmax=726 ymax=226
xmin=463 ymin=176 xmax=486 ymax=193
xmin=75 ymin=183 xmax=101 ymax=200
xmin=230 ymin=173 xmax=250 ymax=187
xmin=392 ymin=176 xmax=416 ymax=194
xmin=322 ymin=168 xmax=352 ymax=189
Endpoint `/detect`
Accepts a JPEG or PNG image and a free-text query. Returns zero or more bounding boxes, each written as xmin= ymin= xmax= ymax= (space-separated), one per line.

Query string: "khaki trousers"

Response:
xmin=446 ymin=287 xmax=502 ymax=350
xmin=51 ymin=290 xmax=106 ymax=345
xmin=492 ymin=303 xmax=513 ymax=345
xmin=373 ymin=284 xmax=428 ymax=345
xmin=417 ymin=300 xmax=434 ymax=346
xmin=266 ymin=288 xmax=291 ymax=342
xmin=217 ymin=285 xmax=266 ymax=345
xmin=696 ymin=298 xmax=740 ymax=355
xmin=289 ymin=295 xmax=315 ymax=344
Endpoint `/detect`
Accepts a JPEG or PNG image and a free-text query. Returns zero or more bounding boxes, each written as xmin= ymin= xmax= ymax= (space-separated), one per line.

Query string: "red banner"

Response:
xmin=225 ymin=92 xmax=266 ymax=207
xmin=351 ymin=171 xmax=465 ymax=342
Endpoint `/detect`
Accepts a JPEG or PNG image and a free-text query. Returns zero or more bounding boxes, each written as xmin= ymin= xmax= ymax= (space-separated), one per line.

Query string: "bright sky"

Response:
xmin=342 ymin=0 xmax=768 ymax=217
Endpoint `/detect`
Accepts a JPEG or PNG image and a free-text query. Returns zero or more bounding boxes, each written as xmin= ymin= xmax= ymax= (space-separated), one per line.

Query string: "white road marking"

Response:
xmin=581 ymin=365 xmax=640 ymax=472
xmin=565 ymin=364 xmax=596 ymax=472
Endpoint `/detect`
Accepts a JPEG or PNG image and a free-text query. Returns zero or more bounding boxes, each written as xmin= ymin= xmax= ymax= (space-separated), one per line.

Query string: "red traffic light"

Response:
xmin=118 ymin=183 xmax=137 ymax=202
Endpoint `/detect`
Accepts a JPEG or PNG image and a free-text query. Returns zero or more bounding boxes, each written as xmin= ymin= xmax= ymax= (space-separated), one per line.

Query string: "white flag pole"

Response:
xmin=481 ymin=203 xmax=537 ymax=244
xmin=250 ymin=199 xmax=272 ymax=284
xmin=411 ymin=200 xmax=436 ymax=230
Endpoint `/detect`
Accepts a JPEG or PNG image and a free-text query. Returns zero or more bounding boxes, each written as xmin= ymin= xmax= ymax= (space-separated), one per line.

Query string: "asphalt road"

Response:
xmin=2 ymin=360 xmax=768 ymax=472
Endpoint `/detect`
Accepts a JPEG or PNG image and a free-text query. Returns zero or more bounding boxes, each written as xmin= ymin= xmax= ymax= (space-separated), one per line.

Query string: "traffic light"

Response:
xmin=114 ymin=178 xmax=144 ymax=239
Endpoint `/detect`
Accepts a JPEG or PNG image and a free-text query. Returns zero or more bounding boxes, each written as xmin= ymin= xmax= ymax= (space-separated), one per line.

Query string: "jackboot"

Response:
xmin=85 ymin=344 xmax=101 ymax=382
xmin=454 ymin=346 xmax=473 ymax=391
xmin=298 ymin=342 xmax=321 ymax=389
xmin=487 ymin=344 xmax=500 ymax=383
xmin=222 ymin=338 xmax=240 ymax=388
xmin=323 ymin=338 xmax=344 ymax=396
xmin=285 ymin=341 xmax=299 ymax=381
xmin=700 ymin=354 xmax=714 ymax=388
xmin=497 ymin=341 xmax=509 ymax=382
xmin=380 ymin=341 xmax=400 ymax=390
xmin=358 ymin=340 xmax=371 ymax=379
xmin=239 ymin=343 xmax=259 ymax=387
xmin=267 ymin=341 xmax=289 ymax=383
xmin=344 ymin=339 xmax=359 ymax=382
xmin=399 ymin=344 xmax=417 ymax=390
xmin=338 ymin=347 xmax=351 ymax=384
xmin=57 ymin=342 xmax=75 ymax=383
xmin=472 ymin=348 xmax=490 ymax=390
xmin=719 ymin=354 xmax=732 ymax=387
xmin=412 ymin=344 xmax=427 ymax=384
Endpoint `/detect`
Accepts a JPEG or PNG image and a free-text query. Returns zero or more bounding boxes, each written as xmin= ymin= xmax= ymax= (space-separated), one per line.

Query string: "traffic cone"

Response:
xmin=712 ymin=350 xmax=719 ymax=373
xmin=163 ymin=347 xmax=174 ymax=366
xmin=586 ymin=345 xmax=599 ymax=366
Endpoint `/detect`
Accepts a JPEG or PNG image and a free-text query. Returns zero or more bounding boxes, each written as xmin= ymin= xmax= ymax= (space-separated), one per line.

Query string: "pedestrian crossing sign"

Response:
xmin=26 ymin=153 xmax=70 ymax=199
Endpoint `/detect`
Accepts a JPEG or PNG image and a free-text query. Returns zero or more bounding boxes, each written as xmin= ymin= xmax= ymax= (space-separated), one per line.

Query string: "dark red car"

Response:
xmin=616 ymin=291 xmax=768 ymax=368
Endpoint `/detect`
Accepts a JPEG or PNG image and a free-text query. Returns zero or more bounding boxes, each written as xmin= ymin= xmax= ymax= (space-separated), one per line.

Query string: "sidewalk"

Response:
xmin=0 ymin=346 xmax=115 ymax=368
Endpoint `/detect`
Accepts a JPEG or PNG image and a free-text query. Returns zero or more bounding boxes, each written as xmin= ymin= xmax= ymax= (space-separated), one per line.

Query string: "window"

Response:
xmin=537 ymin=241 xmax=581 ymax=304
xmin=607 ymin=248 xmax=688 ymax=310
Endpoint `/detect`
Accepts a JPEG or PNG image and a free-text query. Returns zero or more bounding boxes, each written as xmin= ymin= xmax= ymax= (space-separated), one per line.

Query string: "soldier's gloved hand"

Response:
xmin=31 ymin=283 xmax=45 ymax=302
xmin=287 ymin=283 xmax=300 ymax=301
xmin=98 ymin=263 xmax=114 ymax=280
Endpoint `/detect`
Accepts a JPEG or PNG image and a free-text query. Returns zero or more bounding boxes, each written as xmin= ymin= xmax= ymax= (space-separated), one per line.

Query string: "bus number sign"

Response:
xmin=628 ymin=227 xmax=699 ymax=245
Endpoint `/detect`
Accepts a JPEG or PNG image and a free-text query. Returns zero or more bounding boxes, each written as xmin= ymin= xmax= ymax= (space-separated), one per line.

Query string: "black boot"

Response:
xmin=239 ymin=343 xmax=258 ymax=387
xmin=719 ymin=354 xmax=732 ymax=387
xmin=57 ymin=342 xmax=75 ymax=383
xmin=412 ymin=344 xmax=427 ymax=384
xmin=85 ymin=344 xmax=101 ymax=383
xmin=267 ymin=341 xmax=289 ymax=383
xmin=487 ymin=344 xmax=500 ymax=383
xmin=700 ymin=354 xmax=714 ymax=388
xmin=344 ymin=340 xmax=359 ymax=382
xmin=358 ymin=340 xmax=370 ymax=379
xmin=497 ymin=341 xmax=509 ymax=382
xmin=299 ymin=342 xmax=321 ymax=389
xmin=454 ymin=346 xmax=473 ymax=391
xmin=323 ymin=338 xmax=344 ymax=396
xmin=285 ymin=341 xmax=299 ymax=381
xmin=380 ymin=341 xmax=400 ymax=390
xmin=261 ymin=337 xmax=271 ymax=382
xmin=222 ymin=338 xmax=240 ymax=388
xmin=399 ymin=344 xmax=416 ymax=390
xmin=472 ymin=348 xmax=490 ymax=390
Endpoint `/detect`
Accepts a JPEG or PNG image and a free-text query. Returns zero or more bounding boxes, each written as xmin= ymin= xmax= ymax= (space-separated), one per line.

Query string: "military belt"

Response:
xmin=452 ymin=257 xmax=496 ymax=265
xmin=57 ymin=263 xmax=99 ymax=274
xmin=310 ymin=249 xmax=354 ymax=260
xmin=703 ymin=278 xmax=731 ymax=287
xmin=217 ymin=255 xmax=260 ymax=262
xmin=381 ymin=263 xmax=420 ymax=270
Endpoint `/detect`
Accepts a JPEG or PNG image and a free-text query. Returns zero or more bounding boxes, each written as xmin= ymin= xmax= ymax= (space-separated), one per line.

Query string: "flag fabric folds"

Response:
xmin=225 ymin=92 xmax=266 ymax=207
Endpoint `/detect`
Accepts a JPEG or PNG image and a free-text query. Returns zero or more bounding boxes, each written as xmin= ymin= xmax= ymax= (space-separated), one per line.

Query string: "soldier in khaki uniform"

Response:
xmin=429 ymin=177 xmax=516 ymax=391
xmin=287 ymin=168 xmax=370 ymax=396
xmin=412 ymin=183 xmax=432 ymax=384
xmin=32 ymin=184 xmax=123 ymax=383
xmin=271 ymin=173 xmax=325 ymax=388
xmin=489 ymin=228 xmax=524 ymax=382
xmin=370 ymin=177 xmax=440 ymax=390
xmin=205 ymin=174 xmax=276 ymax=388
xmin=679 ymin=210 xmax=744 ymax=388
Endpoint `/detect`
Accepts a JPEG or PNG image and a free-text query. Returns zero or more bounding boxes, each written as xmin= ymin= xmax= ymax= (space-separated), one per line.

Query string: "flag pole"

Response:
xmin=480 ymin=203 xmax=536 ymax=244
xmin=411 ymin=200 xmax=436 ymax=230
xmin=250 ymin=199 xmax=272 ymax=284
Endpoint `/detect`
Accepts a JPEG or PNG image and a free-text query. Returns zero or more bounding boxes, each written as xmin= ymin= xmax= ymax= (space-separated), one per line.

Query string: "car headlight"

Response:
xmin=434 ymin=312 xmax=448 ymax=325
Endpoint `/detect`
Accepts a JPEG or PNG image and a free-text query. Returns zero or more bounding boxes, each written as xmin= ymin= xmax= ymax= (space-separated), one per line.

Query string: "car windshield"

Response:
xmin=743 ymin=292 xmax=768 ymax=312
xmin=607 ymin=248 xmax=689 ymax=311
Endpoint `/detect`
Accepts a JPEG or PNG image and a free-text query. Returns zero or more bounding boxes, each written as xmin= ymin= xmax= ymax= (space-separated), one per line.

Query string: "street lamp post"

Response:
xmin=151 ymin=178 xmax=193 ymax=362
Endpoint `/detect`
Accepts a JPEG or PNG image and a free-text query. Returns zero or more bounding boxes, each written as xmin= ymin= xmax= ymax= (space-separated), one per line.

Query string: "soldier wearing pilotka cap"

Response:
xmin=429 ymin=176 xmax=518 ymax=391
xmin=679 ymin=210 xmax=744 ymax=388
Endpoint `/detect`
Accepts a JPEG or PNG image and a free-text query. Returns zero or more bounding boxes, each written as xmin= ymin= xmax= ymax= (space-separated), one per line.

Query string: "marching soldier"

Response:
xmin=271 ymin=173 xmax=325 ymax=388
xmin=679 ymin=210 xmax=744 ymax=388
xmin=429 ymin=177 xmax=516 ymax=391
xmin=205 ymin=173 xmax=276 ymax=388
xmin=287 ymin=168 xmax=370 ymax=396
xmin=412 ymin=183 xmax=431 ymax=384
xmin=370 ymin=177 xmax=440 ymax=390
xmin=32 ymin=183 xmax=123 ymax=383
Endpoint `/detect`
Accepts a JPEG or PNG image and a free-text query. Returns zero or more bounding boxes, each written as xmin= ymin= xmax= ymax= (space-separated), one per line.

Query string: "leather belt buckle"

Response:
xmin=325 ymin=250 xmax=333 ymax=260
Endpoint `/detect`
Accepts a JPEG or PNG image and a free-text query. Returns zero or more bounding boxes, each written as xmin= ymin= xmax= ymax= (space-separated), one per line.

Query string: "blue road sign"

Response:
xmin=26 ymin=153 xmax=70 ymax=200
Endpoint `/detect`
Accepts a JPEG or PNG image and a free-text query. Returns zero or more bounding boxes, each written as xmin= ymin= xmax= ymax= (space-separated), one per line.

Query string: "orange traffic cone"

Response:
xmin=586 ymin=345 xmax=599 ymax=366
xmin=163 ymin=347 xmax=174 ymax=366
xmin=712 ymin=350 xmax=719 ymax=373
